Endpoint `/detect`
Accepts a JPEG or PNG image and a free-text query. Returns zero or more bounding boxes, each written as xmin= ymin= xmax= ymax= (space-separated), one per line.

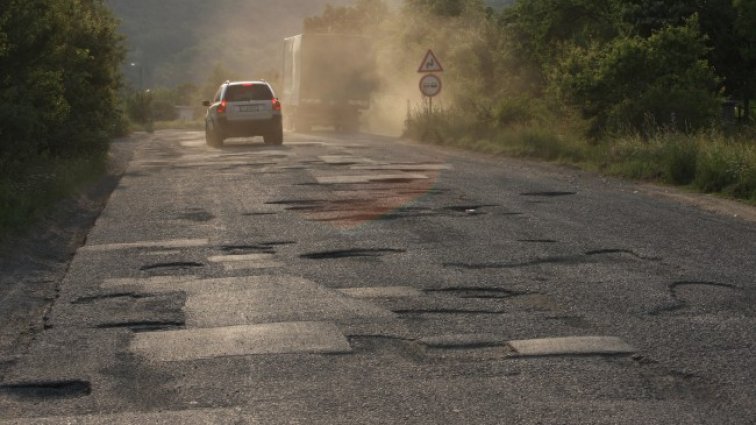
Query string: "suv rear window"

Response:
xmin=224 ymin=84 xmax=273 ymax=102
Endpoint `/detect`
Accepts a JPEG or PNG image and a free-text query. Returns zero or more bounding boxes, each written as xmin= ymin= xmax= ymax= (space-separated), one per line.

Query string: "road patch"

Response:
xmin=508 ymin=336 xmax=635 ymax=357
xmin=338 ymin=286 xmax=423 ymax=298
xmin=131 ymin=321 xmax=352 ymax=361
xmin=101 ymin=275 xmax=199 ymax=288
xmin=318 ymin=155 xmax=374 ymax=165
xmin=80 ymin=238 xmax=209 ymax=252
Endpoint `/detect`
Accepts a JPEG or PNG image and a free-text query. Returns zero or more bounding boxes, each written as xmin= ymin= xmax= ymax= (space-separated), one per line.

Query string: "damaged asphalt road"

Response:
xmin=0 ymin=130 xmax=754 ymax=424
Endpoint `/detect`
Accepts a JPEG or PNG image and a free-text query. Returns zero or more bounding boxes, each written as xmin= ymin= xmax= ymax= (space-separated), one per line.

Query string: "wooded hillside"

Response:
xmin=105 ymin=0 xmax=354 ymax=87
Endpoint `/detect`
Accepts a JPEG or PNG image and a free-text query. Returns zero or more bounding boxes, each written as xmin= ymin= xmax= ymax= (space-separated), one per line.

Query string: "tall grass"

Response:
xmin=407 ymin=107 xmax=756 ymax=203
xmin=0 ymin=152 xmax=106 ymax=238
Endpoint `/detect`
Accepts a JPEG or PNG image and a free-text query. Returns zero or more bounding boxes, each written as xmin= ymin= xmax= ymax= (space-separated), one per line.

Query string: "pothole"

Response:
xmin=220 ymin=245 xmax=275 ymax=255
xmin=300 ymin=248 xmax=405 ymax=259
xmin=398 ymin=188 xmax=450 ymax=195
xmin=418 ymin=334 xmax=508 ymax=350
xmin=583 ymin=248 xmax=658 ymax=260
xmin=0 ymin=380 xmax=91 ymax=399
xmin=175 ymin=209 xmax=214 ymax=222
xmin=140 ymin=262 xmax=204 ymax=272
xmin=520 ymin=191 xmax=577 ymax=197
xmin=72 ymin=292 xmax=154 ymax=305
xmin=393 ymin=308 xmax=505 ymax=315
xmin=518 ymin=239 xmax=558 ymax=243
xmin=669 ymin=281 xmax=747 ymax=312
xmin=424 ymin=287 xmax=525 ymax=299
xmin=96 ymin=320 xmax=185 ymax=333
xmin=442 ymin=204 xmax=499 ymax=213
xmin=265 ymin=199 xmax=324 ymax=205
xmin=366 ymin=178 xmax=419 ymax=184
xmin=444 ymin=255 xmax=584 ymax=270
xmin=345 ymin=335 xmax=424 ymax=360
xmin=219 ymin=241 xmax=294 ymax=255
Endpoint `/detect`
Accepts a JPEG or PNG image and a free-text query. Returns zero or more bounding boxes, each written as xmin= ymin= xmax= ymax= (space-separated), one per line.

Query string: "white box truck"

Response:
xmin=282 ymin=34 xmax=375 ymax=132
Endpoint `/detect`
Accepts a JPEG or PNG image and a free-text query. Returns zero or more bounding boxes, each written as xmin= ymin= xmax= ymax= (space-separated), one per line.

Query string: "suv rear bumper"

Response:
xmin=217 ymin=115 xmax=282 ymax=137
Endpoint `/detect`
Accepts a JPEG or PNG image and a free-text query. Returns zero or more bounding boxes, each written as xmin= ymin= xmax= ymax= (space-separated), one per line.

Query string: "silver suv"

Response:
xmin=202 ymin=81 xmax=283 ymax=146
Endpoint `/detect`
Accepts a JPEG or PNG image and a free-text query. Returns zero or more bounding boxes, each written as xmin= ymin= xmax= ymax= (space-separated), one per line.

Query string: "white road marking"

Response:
xmin=80 ymin=239 xmax=209 ymax=252
xmin=131 ymin=321 xmax=352 ymax=361
xmin=508 ymin=336 xmax=636 ymax=356
xmin=338 ymin=286 xmax=424 ymax=298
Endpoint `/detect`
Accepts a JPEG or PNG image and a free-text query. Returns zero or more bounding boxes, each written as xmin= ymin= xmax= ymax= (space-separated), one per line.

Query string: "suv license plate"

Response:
xmin=239 ymin=105 xmax=259 ymax=112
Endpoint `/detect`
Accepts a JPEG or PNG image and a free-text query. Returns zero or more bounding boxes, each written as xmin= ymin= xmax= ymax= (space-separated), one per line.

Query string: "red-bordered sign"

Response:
xmin=419 ymin=74 xmax=442 ymax=97
xmin=418 ymin=49 xmax=443 ymax=73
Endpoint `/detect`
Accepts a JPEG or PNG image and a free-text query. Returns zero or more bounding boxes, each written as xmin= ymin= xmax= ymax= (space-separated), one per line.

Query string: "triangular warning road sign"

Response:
xmin=418 ymin=49 xmax=443 ymax=73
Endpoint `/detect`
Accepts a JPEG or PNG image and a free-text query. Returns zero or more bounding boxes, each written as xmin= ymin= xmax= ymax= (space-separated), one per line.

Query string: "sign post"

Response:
xmin=417 ymin=49 xmax=444 ymax=117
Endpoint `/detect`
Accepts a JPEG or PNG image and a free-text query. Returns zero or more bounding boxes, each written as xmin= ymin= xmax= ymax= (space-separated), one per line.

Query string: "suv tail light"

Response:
xmin=272 ymin=98 xmax=282 ymax=111
xmin=217 ymin=100 xmax=228 ymax=113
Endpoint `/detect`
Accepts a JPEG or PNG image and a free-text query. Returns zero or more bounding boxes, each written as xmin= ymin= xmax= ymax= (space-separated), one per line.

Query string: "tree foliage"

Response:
xmin=555 ymin=17 xmax=719 ymax=136
xmin=304 ymin=0 xmax=389 ymax=34
xmin=0 ymin=0 xmax=124 ymax=164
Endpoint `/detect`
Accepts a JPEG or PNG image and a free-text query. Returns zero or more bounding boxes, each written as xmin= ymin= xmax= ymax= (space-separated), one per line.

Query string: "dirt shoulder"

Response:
xmin=635 ymin=183 xmax=756 ymax=223
xmin=0 ymin=134 xmax=140 ymax=374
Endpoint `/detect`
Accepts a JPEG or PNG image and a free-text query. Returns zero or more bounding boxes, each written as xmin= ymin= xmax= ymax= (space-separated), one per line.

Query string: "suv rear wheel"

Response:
xmin=205 ymin=123 xmax=223 ymax=147
xmin=263 ymin=123 xmax=283 ymax=145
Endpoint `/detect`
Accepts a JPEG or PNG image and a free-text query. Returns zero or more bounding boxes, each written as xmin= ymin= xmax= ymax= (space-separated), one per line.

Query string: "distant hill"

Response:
xmin=106 ymin=0 xmax=352 ymax=87
xmin=106 ymin=0 xmax=514 ymax=88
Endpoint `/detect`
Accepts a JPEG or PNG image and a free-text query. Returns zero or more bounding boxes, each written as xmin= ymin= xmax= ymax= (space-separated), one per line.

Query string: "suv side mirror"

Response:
xmin=202 ymin=100 xmax=211 ymax=107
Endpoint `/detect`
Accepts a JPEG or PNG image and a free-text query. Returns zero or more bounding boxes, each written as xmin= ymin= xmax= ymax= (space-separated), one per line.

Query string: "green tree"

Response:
xmin=500 ymin=0 xmax=620 ymax=73
xmin=405 ymin=0 xmax=485 ymax=17
xmin=555 ymin=17 xmax=719 ymax=136
xmin=0 ymin=0 xmax=124 ymax=162
xmin=304 ymin=0 xmax=389 ymax=34
xmin=734 ymin=0 xmax=756 ymax=120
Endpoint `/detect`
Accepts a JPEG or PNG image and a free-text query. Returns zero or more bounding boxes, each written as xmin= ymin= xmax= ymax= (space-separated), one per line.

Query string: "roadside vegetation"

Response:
xmin=310 ymin=0 xmax=756 ymax=202
xmin=0 ymin=0 xmax=125 ymax=237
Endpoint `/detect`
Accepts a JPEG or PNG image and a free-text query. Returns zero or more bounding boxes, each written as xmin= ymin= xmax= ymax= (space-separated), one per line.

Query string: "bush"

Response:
xmin=661 ymin=133 xmax=699 ymax=184
xmin=694 ymin=141 xmax=754 ymax=197
xmin=554 ymin=16 xmax=720 ymax=136
xmin=0 ymin=0 xmax=124 ymax=236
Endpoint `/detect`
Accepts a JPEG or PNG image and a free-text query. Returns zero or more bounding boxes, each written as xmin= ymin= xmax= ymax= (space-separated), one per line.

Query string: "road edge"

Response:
xmin=0 ymin=134 xmax=141 ymax=376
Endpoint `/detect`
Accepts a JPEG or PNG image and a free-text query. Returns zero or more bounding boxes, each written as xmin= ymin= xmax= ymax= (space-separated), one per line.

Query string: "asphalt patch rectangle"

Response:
xmin=131 ymin=321 xmax=352 ymax=361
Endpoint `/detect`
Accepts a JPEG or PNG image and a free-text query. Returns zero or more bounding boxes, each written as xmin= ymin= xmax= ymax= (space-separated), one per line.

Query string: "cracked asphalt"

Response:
xmin=0 ymin=130 xmax=754 ymax=424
